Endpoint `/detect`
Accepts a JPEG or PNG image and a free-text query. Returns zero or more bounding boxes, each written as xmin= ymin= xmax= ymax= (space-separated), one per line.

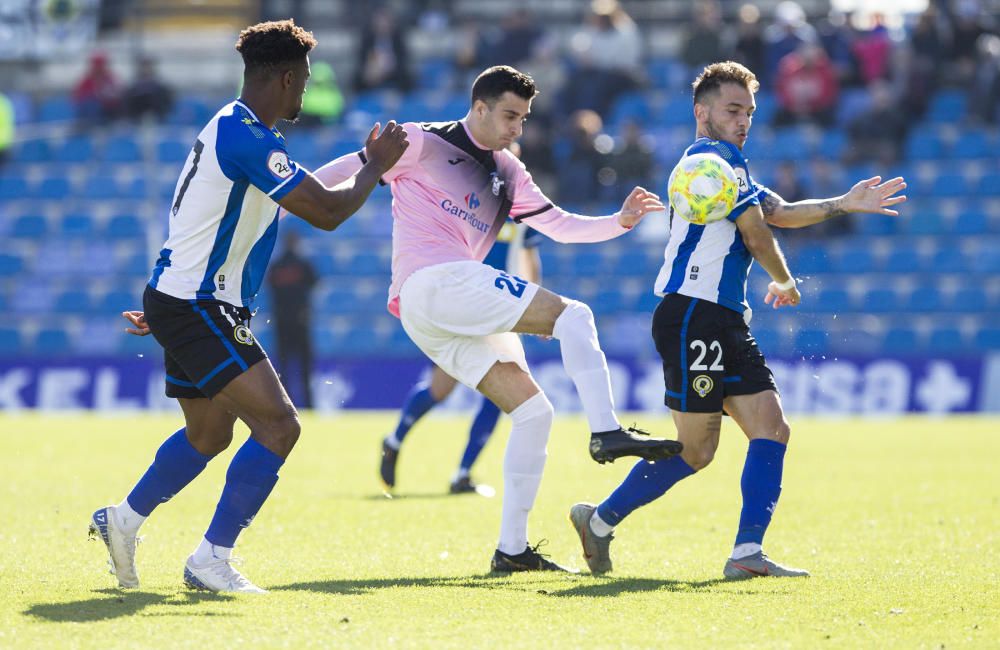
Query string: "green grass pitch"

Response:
xmin=1 ymin=412 xmax=997 ymax=649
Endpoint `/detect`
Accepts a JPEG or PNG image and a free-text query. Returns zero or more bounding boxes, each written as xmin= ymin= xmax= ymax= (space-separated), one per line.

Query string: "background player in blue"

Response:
xmin=89 ymin=20 xmax=408 ymax=593
xmin=380 ymin=220 xmax=544 ymax=496
xmin=569 ymin=61 xmax=907 ymax=579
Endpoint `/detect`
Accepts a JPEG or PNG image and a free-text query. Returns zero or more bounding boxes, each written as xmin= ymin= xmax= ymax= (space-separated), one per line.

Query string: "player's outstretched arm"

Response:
xmin=277 ymin=121 xmax=408 ymax=231
xmin=735 ymin=206 xmax=800 ymax=309
xmin=762 ymin=176 xmax=907 ymax=229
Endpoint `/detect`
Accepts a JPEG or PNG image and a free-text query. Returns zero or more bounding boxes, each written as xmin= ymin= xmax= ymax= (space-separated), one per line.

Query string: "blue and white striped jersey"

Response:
xmin=150 ymin=100 xmax=307 ymax=307
xmin=653 ymin=137 xmax=765 ymax=314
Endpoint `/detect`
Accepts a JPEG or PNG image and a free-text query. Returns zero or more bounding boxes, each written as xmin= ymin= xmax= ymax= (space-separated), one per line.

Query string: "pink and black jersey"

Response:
xmin=286 ymin=120 xmax=630 ymax=316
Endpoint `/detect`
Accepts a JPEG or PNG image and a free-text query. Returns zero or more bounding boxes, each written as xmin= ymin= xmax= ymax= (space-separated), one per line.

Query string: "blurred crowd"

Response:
xmin=29 ymin=0 xmax=1000 ymax=212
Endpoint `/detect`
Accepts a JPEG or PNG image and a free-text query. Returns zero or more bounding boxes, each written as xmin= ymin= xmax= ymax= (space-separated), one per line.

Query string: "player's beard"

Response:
xmin=703 ymin=117 xmax=736 ymax=149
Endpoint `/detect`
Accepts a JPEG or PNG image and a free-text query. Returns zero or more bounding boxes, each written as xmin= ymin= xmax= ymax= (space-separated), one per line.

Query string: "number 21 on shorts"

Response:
xmin=690 ymin=339 xmax=723 ymax=371
xmin=494 ymin=271 xmax=528 ymax=298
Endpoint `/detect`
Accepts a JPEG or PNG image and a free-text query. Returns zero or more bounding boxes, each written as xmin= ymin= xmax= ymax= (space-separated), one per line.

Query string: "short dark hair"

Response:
xmin=692 ymin=61 xmax=760 ymax=105
xmin=471 ymin=65 xmax=537 ymax=106
xmin=235 ymin=19 xmax=317 ymax=77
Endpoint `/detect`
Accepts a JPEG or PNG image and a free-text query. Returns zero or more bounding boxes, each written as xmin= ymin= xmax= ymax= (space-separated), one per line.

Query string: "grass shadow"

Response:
xmin=275 ymin=572 xmax=576 ymax=596
xmin=23 ymin=588 xmax=234 ymax=623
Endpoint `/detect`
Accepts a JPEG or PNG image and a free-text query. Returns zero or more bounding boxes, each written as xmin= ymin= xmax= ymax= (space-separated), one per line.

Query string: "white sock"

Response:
xmin=552 ymin=301 xmax=620 ymax=433
xmin=114 ymin=499 xmax=146 ymax=536
xmin=497 ymin=392 xmax=553 ymax=555
xmin=731 ymin=543 xmax=761 ymax=560
xmin=589 ymin=511 xmax=615 ymax=538
xmin=193 ymin=537 xmax=233 ymax=564
xmin=384 ymin=434 xmax=402 ymax=450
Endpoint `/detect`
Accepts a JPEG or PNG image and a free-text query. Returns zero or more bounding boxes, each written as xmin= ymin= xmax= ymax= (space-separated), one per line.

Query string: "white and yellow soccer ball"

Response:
xmin=667 ymin=152 xmax=740 ymax=225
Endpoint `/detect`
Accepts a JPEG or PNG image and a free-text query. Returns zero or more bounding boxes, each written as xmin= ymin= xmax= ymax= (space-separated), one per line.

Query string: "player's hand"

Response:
xmin=764 ymin=282 xmax=801 ymax=309
xmin=122 ymin=310 xmax=151 ymax=336
xmin=364 ymin=121 xmax=409 ymax=175
xmin=842 ymin=176 xmax=907 ymax=216
xmin=618 ymin=186 xmax=665 ymax=229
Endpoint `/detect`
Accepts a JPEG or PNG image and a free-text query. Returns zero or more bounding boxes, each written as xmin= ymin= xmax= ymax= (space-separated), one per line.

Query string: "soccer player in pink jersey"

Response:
xmin=290 ymin=66 xmax=683 ymax=572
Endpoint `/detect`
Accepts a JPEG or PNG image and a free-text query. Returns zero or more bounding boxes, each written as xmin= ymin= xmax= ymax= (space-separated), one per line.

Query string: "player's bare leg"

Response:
xmin=477 ymin=362 xmax=574 ymax=573
xmin=513 ymin=287 xmax=682 ymax=464
xmin=183 ymin=359 xmax=300 ymax=593
xmin=720 ymin=390 xmax=807 ymax=579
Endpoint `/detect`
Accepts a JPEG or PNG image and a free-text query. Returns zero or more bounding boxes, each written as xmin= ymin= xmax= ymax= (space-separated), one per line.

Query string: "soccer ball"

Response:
xmin=667 ymin=153 xmax=740 ymax=225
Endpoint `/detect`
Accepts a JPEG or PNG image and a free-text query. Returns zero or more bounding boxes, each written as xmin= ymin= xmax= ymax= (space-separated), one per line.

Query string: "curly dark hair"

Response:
xmin=692 ymin=61 xmax=760 ymax=105
xmin=471 ymin=65 xmax=537 ymax=106
xmin=235 ymin=19 xmax=317 ymax=76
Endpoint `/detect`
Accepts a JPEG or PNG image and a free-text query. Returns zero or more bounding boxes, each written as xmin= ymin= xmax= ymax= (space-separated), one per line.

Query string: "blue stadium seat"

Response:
xmin=662 ymin=96 xmax=691 ymax=127
xmin=925 ymin=90 xmax=967 ymax=124
xmin=882 ymin=248 xmax=923 ymax=272
xmin=971 ymin=247 xmax=1000 ymax=273
xmin=931 ymin=173 xmax=967 ymax=198
xmin=592 ymin=290 xmax=625 ymax=315
xmin=905 ymin=287 xmax=944 ymax=312
xmin=904 ymin=132 xmax=945 ymax=160
xmin=836 ymin=88 xmax=871 ymax=126
xmin=608 ymin=92 xmax=652 ymax=127
xmin=771 ymin=128 xmax=811 ymax=159
xmin=881 ymin=327 xmax=920 ymax=354
xmin=60 ymin=213 xmax=97 ymax=238
xmin=157 ymin=139 xmax=191 ymax=164
xmin=954 ymin=211 xmax=988 ymax=235
xmin=974 ymin=328 xmax=1000 ymax=349
xmin=953 ymin=131 xmax=992 ymax=158
xmin=56 ymin=289 xmax=94 ymax=314
xmin=834 ymin=246 xmax=875 ymax=273
xmin=38 ymin=96 xmax=75 ymax=122
xmin=793 ymin=328 xmax=829 ymax=355
xmin=350 ymin=251 xmax=384 ymax=275
xmin=418 ymin=58 xmax=455 ymax=90
xmin=33 ymin=327 xmax=72 ymax=353
xmin=792 ymin=246 xmax=830 ymax=274
xmin=815 ymin=288 xmax=853 ymax=313
xmin=16 ymin=139 xmax=52 ymax=163
xmin=105 ymin=214 xmax=144 ymax=239
xmin=928 ymin=327 xmax=966 ymax=352
xmin=930 ymin=248 xmax=967 ymax=273
xmin=56 ymin=135 xmax=94 ymax=163
xmin=863 ymin=288 xmax=900 ymax=313
xmin=0 ymin=254 xmax=23 ymax=277
xmin=98 ymin=290 xmax=139 ymax=313
xmin=31 ymin=176 xmax=72 ymax=201
xmin=0 ymin=327 xmax=23 ymax=356
xmin=751 ymin=328 xmax=779 ymax=355
xmin=975 ymin=175 xmax=1000 ymax=196
xmin=103 ymin=136 xmax=142 ymax=163
xmin=902 ymin=211 xmax=947 ymax=236
xmin=166 ymin=97 xmax=213 ymax=126
xmin=571 ymin=251 xmax=605 ymax=275
xmin=949 ymin=287 xmax=988 ymax=312
xmin=819 ymin=130 xmax=847 ymax=158
xmin=752 ymin=91 xmax=777 ymax=125
xmin=120 ymin=177 xmax=149 ymax=200
xmin=323 ymin=286 xmax=359 ymax=313
xmin=11 ymin=214 xmax=47 ymax=239
xmin=0 ymin=173 xmax=30 ymax=201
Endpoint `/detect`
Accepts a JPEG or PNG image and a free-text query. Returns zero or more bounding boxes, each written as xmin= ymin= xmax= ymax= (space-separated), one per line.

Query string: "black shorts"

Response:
xmin=143 ymin=285 xmax=267 ymax=399
xmin=651 ymin=293 xmax=776 ymax=413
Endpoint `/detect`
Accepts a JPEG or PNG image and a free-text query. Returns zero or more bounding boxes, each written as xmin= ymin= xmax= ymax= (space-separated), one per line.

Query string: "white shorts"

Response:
xmin=399 ymin=260 xmax=540 ymax=389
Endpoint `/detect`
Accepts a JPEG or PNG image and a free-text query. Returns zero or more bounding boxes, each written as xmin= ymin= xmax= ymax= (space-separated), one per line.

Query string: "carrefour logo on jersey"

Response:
xmin=440 ymin=196 xmax=489 ymax=233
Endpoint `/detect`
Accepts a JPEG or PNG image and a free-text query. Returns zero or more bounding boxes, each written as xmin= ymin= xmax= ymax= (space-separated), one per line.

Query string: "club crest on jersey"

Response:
xmin=692 ymin=374 xmax=714 ymax=398
xmin=234 ymin=324 xmax=255 ymax=346
xmin=465 ymin=192 xmax=480 ymax=209
xmin=490 ymin=172 xmax=505 ymax=196
xmin=267 ymin=150 xmax=294 ymax=180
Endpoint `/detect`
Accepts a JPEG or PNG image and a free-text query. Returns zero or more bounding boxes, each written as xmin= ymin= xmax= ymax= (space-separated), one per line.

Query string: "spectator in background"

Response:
xmin=611 ymin=121 xmax=654 ymax=195
xmin=845 ymin=80 xmax=907 ymax=166
xmin=815 ymin=10 xmax=859 ymax=87
xmin=730 ymin=4 xmax=766 ymax=77
xmin=681 ymin=0 xmax=725 ymax=73
xmin=970 ymin=33 xmax=1000 ymax=124
xmin=763 ymin=1 xmax=817 ymax=86
xmin=122 ymin=58 xmax=174 ymax=123
xmin=771 ymin=160 xmax=807 ymax=203
xmin=909 ymin=6 xmax=949 ymax=89
xmin=851 ymin=12 xmax=892 ymax=85
xmin=478 ymin=8 xmax=545 ymax=69
xmin=517 ymin=120 xmax=557 ymax=195
xmin=0 ymin=91 xmax=13 ymax=167
xmin=774 ymin=43 xmax=839 ymax=126
xmin=520 ymin=36 xmax=567 ymax=124
xmin=353 ymin=6 xmax=412 ymax=93
xmin=946 ymin=0 xmax=989 ymax=86
xmin=565 ymin=0 xmax=643 ymax=117
xmin=73 ymin=51 xmax=121 ymax=127
xmin=297 ymin=61 xmax=344 ymax=126
xmin=267 ymin=230 xmax=318 ymax=409
xmin=557 ymin=109 xmax=608 ymax=204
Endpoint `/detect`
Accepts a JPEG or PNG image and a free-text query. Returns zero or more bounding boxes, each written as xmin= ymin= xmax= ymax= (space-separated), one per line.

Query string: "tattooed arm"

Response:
xmin=761 ymin=176 xmax=907 ymax=229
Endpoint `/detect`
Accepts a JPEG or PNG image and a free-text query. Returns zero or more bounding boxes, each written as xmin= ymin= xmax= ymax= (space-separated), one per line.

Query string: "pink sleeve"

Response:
xmin=379 ymin=122 xmax=425 ymax=183
xmin=503 ymin=151 xmax=630 ymax=244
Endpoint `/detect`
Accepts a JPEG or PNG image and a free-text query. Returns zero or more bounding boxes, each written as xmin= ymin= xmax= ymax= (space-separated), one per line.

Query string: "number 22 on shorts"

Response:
xmin=494 ymin=271 xmax=528 ymax=298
